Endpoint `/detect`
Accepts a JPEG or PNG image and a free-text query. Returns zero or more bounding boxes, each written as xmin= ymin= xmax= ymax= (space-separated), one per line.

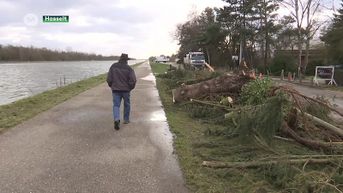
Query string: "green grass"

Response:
xmin=151 ymin=62 xmax=343 ymax=192
xmin=0 ymin=61 xmax=145 ymax=132
xmin=150 ymin=62 xmax=170 ymax=74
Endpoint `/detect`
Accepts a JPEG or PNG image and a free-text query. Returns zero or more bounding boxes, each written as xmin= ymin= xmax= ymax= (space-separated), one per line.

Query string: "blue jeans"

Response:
xmin=112 ymin=91 xmax=131 ymax=122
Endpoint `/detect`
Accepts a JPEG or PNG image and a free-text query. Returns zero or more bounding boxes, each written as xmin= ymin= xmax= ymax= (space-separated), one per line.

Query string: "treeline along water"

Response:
xmin=0 ymin=45 xmax=120 ymax=61
xmin=0 ymin=60 xmax=145 ymax=105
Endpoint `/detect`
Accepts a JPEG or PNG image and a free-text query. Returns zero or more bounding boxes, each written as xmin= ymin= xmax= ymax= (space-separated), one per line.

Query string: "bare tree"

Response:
xmin=303 ymin=0 xmax=322 ymax=73
xmin=282 ymin=0 xmax=323 ymax=82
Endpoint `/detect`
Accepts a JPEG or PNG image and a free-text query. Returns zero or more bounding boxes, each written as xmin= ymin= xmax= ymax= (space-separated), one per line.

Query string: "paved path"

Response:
xmin=0 ymin=62 xmax=188 ymax=193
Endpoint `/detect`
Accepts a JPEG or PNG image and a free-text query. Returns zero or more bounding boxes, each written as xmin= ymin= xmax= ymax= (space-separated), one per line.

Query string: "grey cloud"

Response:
xmin=3 ymin=0 xmax=93 ymax=14
xmin=0 ymin=0 xmax=152 ymax=25
xmin=0 ymin=0 xmax=162 ymax=58
xmin=27 ymin=19 xmax=148 ymax=40
xmin=81 ymin=4 xmax=154 ymax=24
xmin=1 ymin=0 xmax=154 ymax=38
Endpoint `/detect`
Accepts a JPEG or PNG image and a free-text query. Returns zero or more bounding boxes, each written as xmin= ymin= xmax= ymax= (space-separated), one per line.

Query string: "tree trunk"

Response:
xmin=300 ymin=110 xmax=343 ymax=138
xmin=172 ymin=74 xmax=254 ymax=103
xmin=264 ymin=31 xmax=269 ymax=72
xmin=202 ymin=158 xmax=336 ymax=169
xmin=297 ymin=35 xmax=303 ymax=83
xmin=304 ymin=36 xmax=310 ymax=74
xmin=263 ymin=5 xmax=269 ymax=73
xmin=206 ymin=47 xmax=211 ymax=65
xmin=239 ymin=40 xmax=243 ymax=65
xmin=281 ymin=122 xmax=340 ymax=152
xmin=294 ymin=0 xmax=303 ymax=83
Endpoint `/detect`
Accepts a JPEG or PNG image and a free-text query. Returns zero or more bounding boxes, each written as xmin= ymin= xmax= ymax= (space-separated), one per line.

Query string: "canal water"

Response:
xmin=0 ymin=60 xmax=145 ymax=105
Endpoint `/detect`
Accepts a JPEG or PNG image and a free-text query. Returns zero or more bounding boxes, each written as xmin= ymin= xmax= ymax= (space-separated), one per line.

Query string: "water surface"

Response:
xmin=0 ymin=60 xmax=145 ymax=105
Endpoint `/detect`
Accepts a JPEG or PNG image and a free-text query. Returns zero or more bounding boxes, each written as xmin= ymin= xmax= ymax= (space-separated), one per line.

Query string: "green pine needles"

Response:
xmin=237 ymin=95 xmax=287 ymax=145
xmin=240 ymin=78 xmax=273 ymax=105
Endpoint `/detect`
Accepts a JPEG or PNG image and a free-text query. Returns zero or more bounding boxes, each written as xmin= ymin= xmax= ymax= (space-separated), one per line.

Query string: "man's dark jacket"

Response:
xmin=106 ymin=61 xmax=136 ymax=91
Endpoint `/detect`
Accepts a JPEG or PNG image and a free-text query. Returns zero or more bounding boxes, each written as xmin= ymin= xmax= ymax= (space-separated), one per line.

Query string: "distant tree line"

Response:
xmin=0 ymin=45 xmax=120 ymax=61
xmin=175 ymin=0 xmax=343 ymax=80
xmin=175 ymin=3 xmax=298 ymax=71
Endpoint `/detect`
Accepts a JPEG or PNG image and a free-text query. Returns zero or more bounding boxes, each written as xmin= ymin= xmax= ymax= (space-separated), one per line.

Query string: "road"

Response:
xmin=276 ymin=80 xmax=343 ymax=114
xmin=0 ymin=62 xmax=188 ymax=193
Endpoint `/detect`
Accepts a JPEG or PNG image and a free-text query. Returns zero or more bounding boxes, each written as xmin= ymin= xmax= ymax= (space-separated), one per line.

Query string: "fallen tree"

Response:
xmin=281 ymin=121 xmax=342 ymax=152
xmin=297 ymin=109 xmax=343 ymax=138
xmin=156 ymin=66 xmax=343 ymax=192
xmin=172 ymin=73 xmax=254 ymax=103
xmin=169 ymin=68 xmax=343 ymax=156
xmin=156 ymin=66 xmax=343 ymax=191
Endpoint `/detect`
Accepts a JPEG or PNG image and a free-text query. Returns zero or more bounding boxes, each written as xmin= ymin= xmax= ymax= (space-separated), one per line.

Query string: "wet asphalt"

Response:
xmin=276 ymin=81 xmax=343 ymax=114
xmin=0 ymin=62 xmax=188 ymax=193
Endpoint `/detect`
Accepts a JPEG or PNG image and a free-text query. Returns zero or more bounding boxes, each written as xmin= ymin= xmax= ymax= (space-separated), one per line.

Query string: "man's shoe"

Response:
xmin=114 ymin=120 xmax=120 ymax=130
xmin=124 ymin=120 xmax=130 ymax=124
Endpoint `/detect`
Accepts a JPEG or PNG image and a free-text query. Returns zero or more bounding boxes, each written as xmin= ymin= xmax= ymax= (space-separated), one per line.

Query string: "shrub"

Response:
xmin=305 ymin=59 xmax=324 ymax=76
xmin=269 ymin=54 xmax=297 ymax=75
xmin=240 ymin=78 xmax=273 ymax=105
xmin=335 ymin=69 xmax=343 ymax=86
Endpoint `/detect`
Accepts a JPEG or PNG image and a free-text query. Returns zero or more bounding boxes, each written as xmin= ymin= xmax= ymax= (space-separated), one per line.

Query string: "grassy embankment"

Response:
xmin=0 ymin=62 xmax=144 ymax=132
xmin=151 ymin=62 xmax=343 ymax=192
xmin=150 ymin=62 xmax=171 ymax=74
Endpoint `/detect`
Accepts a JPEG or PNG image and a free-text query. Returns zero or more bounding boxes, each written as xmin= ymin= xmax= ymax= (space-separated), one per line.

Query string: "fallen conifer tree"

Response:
xmin=177 ymin=76 xmax=343 ymax=152
xmin=172 ymin=73 xmax=254 ymax=103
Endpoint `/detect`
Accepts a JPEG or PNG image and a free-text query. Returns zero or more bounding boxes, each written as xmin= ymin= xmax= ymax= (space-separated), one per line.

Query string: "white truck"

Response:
xmin=183 ymin=52 xmax=206 ymax=69
xmin=155 ymin=55 xmax=169 ymax=63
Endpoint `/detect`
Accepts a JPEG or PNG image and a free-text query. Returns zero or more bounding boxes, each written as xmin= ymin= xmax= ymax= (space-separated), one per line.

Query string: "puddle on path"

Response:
xmin=141 ymin=73 xmax=156 ymax=84
xmin=149 ymin=109 xmax=167 ymax=122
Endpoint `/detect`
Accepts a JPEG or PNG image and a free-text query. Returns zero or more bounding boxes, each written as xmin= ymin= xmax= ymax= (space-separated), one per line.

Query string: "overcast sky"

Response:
xmin=0 ymin=0 xmax=226 ymax=58
xmin=0 ymin=0 xmax=338 ymax=59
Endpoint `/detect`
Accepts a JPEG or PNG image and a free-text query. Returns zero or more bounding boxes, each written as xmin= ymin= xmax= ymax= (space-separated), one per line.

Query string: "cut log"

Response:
xmin=205 ymin=63 xmax=215 ymax=72
xmin=299 ymin=109 xmax=343 ymax=138
xmin=281 ymin=122 xmax=341 ymax=152
xmin=275 ymin=134 xmax=343 ymax=146
xmin=172 ymin=74 xmax=253 ymax=103
xmin=258 ymin=154 xmax=343 ymax=161
xmin=202 ymin=158 xmax=336 ymax=169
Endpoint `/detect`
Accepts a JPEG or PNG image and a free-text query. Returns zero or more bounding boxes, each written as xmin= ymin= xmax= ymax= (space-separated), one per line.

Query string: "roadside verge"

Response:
xmin=150 ymin=62 xmax=343 ymax=192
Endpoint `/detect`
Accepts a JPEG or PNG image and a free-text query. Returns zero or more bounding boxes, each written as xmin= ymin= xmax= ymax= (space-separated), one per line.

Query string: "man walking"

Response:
xmin=107 ymin=53 xmax=136 ymax=130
